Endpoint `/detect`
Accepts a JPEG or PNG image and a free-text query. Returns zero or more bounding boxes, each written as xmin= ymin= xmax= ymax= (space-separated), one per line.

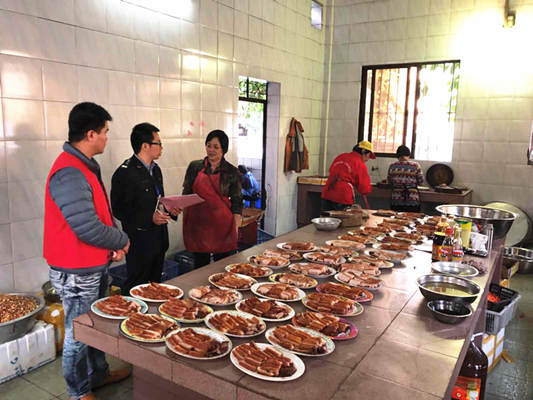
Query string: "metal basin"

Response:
xmin=436 ymin=204 xmax=518 ymax=240
xmin=504 ymin=247 xmax=533 ymax=274
xmin=431 ymin=262 xmax=479 ymax=279
xmin=0 ymin=293 xmax=45 ymax=344
xmin=427 ymin=300 xmax=472 ymax=324
xmin=416 ymin=274 xmax=482 ymax=304
xmin=311 ymin=217 xmax=341 ymax=231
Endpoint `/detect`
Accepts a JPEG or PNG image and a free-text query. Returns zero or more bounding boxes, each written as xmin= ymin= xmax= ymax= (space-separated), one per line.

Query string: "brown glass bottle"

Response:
xmin=452 ymin=341 xmax=488 ymax=400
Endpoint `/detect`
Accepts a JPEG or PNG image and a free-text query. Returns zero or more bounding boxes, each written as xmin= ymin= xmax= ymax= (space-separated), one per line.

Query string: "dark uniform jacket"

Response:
xmin=111 ymin=155 xmax=170 ymax=257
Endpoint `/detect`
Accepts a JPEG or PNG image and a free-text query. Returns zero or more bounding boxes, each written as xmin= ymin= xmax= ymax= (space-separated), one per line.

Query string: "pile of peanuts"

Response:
xmin=0 ymin=294 xmax=39 ymax=323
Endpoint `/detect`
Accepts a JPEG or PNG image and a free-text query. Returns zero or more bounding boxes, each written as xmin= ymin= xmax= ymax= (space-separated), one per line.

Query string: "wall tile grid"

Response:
xmin=0 ymin=0 xmax=328 ymax=292
xmin=324 ymin=0 xmax=533 ymax=222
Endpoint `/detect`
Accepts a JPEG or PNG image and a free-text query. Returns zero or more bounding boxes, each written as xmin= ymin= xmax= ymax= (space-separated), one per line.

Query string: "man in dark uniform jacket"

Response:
xmin=111 ymin=123 xmax=182 ymax=293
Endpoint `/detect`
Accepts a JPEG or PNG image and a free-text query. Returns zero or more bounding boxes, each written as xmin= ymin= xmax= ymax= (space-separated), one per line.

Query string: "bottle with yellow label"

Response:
xmin=439 ymin=227 xmax=453 ymax=261
xmin=436 ymin=215 xmax=450 ymax=235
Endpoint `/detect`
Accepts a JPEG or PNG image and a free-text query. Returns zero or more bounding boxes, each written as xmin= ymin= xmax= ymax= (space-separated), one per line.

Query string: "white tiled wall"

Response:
xmin=0 ymin=0 xmax=328 ymax=292
xmin=323 ymin=0 xmax=533 ymax=221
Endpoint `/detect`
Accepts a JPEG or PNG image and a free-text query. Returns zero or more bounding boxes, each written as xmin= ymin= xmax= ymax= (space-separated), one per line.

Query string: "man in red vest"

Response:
xmin=44 ymin=103 xmax=131 ymax=400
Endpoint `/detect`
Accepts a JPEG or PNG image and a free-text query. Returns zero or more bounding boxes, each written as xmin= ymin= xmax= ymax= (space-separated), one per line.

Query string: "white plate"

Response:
xmin=225 ymin=264 xmax=273 ymax=278
xmin=377 ymin=235 xmax=417 ymax=245
xmin=188 ymin=288 xmax=243 ymax=306
xmin=269 ymin=273 xmax=318 ymax=290
xmin=338 ymin=235 xmax=378 ymax=246
xmin=325 ymin=240 xmax=366 ymax=251
xmin=129 ymin=283 xmax=183 ymax=303
xmin=119 ymin=314 xmax=179 ymax=343
xmin=288 ymin=263 xmax=337 ymax=279
xmin=389 ymin=232 xmax=428 ymax=243
xmin=235 ymin=298 xmax=295 ymax=322
xmin=334 ymin=273 xmax=386 ymax=291
xmin=230 ymin=342 xmax=305 ymax=382
xmin=263 ymin=250 xmax=303 ymax=262
xmin=204 ymin=310 xmax=266 ymax=338
xmin=365 ymin=249 xmax=412 ymax=263
xmin=208 ymin=273 xmax=257 ymax=291
xmin=165 ymin=328 xmax=232 ymax=360
xmin=301 ymin=295 xmax=364 ymax=317
xmin=302 ymin=252 xmax=346 ymax=266
xmin=251 ymin=283 xmax=306 ymax=302
xmin=265 ymin=326 xmax=335 ymax=357
xmin=349 ymin=228 xmax=386 ymax=238
xmin=276 ymin=242 xmax=317 ymax=253
xmin=247 ymin=255 xmax=290 ymax=269
xmin=372 ymin=243 xmax=414 ymax=253
xmin=158 ymin=302 xmax=214 ymax=324
xmin=337 ymin=266 xmax=382 ymax=276
xmin=91 ymin=296 xmax=148 ymax=320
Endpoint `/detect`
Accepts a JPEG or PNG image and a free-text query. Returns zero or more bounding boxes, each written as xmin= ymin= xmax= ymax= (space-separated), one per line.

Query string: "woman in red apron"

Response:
xmin=182 ymin=130 xmax=243 ymax=268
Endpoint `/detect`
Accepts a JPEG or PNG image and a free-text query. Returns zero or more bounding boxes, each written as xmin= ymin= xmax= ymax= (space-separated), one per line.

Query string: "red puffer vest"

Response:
xmin=44 ymin=152 xmax=113 ymax=269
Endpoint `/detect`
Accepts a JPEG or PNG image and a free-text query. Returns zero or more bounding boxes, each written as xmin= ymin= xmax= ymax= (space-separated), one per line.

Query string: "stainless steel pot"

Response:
xmin=431 ymin=262 xmax=479 ymax=279
xmin=0 ymin=293 xmax=45 ymax=344
xmin=436 ymin=204 xmax=518 ymax=240
xmin=504 ymin=247 xmax=533 ymax=274
xmin=311 ymin=217 xmax=341 ymax=231
xmin=416 ymin=274 xmax=482 ymax=304
xmin=427 ymin=300 xmax=472 ymax=324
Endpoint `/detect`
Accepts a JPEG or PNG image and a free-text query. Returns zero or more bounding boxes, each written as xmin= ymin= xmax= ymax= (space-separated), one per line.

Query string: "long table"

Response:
xmin=73 ymin=215 xmax=502 ymax=400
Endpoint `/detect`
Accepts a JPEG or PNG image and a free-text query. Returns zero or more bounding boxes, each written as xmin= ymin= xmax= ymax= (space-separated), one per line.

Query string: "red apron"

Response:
xmin=183 ymin=165 xmax=238 ymax=253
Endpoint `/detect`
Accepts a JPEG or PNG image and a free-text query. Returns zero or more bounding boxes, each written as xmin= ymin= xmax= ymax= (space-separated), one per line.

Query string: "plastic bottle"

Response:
xmin=439 ymin=227 xmax=453 ymax=261
xmin=452 ymin=340 xmax=488 ymax=400
xmin=452 ymin=227 xmax=464 ymax=262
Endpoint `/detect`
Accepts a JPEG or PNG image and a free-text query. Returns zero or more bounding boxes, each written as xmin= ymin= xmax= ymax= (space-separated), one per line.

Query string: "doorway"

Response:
xmin=238 ymin=77 xmax=267 ymax=218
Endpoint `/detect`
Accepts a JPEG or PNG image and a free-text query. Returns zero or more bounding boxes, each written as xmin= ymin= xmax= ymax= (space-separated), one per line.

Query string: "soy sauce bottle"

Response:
xmin=452 ymin=340 xmax=488 ymax=400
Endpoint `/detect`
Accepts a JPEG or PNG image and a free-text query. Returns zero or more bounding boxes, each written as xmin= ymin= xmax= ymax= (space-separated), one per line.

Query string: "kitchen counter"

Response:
xmin=297 ymin=180 xmax=473 ymax=227
xmin=73 ymin=215 xmax=501 ymax=400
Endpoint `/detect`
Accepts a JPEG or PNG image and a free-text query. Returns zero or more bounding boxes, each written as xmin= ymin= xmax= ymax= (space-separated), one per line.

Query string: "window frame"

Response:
xmin=357 ymin=60 xmax=461 ymax=159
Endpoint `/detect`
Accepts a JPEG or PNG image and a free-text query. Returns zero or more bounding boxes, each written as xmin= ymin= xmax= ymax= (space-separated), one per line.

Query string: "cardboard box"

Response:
xmin=482 ymin=327 xmax=505 ymax=373
xmin=501 ymin=260 xmax=520 ymax=279
xmin=0 ymin=321 xmax=56 ymax=384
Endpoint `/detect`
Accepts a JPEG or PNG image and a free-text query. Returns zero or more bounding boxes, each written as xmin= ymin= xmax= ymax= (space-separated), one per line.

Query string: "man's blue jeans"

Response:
xmin=50 ymin=268 xmax=110 ymax=399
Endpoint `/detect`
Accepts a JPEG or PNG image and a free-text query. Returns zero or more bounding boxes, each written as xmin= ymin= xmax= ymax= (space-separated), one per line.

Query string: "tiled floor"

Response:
xmin=486 ymin=273 xmax=533 ymax=400
xmin=0 ymin=354 xmax=133 ymax=400
xmin=1 ymin=274 xmax=532 ymax=400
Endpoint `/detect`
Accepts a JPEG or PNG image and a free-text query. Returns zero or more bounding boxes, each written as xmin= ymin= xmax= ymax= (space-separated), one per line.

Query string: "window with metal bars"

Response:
xmin=358 ymin=61 xmax=460 ymax=162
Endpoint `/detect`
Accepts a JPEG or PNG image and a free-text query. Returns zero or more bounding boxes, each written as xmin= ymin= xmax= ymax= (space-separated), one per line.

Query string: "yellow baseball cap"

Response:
xmin=357 ymin=140 xmax=376 ymax=159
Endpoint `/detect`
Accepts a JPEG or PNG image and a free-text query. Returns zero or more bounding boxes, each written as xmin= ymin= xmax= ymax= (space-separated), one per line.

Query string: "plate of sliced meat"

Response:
xmin=189 ymin=286 xmax=243 ymax=306
xmin=251 ymin=283 xmax=306 ymax=302
xmin=247 ymin=255 xmax=290 ymax=269
xmin=338 ymin=262 xmax=381 ymax=276
xmin=324 ymin=240 xmax=366 ymax=251
xmin=373 ymin=209 xmax=398 ymax=217
xmin=231 ymin=341 xmax=305 ymax=381
xmin=119 ymin=313 xmax=180 ymax=343
xmin=158 ymin=298 xmax=213 ymax=323
xmin=130 ymin=283 xmax=183 ymax=303
xmin=334 ymin=271 xmax=385 ymax=290
xmin=398 ymin=212 xmax=426 ymax=219
xmin=225 ymin=263 xmax=273 ymax=277
xmin=338 ymin=235 xmax=378 ymax=245
xmin=365 ymin=250 xmax=410 ymax=263
xmin=265 ymin=325 xmax=335 ymax=356
xmin=91 ymin=296 xmax=148 ymax=319
xmin=269 ymin=273 xmax=318 ymax=289
xmin=303 ymin=252 xmax=346 ymax=266
xmin=302 ymin=293 xmax=363 ymax=317
xmin=346 ymin=254 xmax=394 ymax=269
xmin=263 ymin=248 xmax=302 ymax=262
xmin=352 ymin=226 xmax=391 ymax=236
xmin=382 ymin=218 xmax=415 ymax=227
xmin=208 ymin=273 xmax=257 ymax=291
xmin=390 ymin=231 xmax=427 ymax=243
xmin=373 ymin=243 xmax=414 ymax=252
xmin=236 ymin=297 xmax=295 ymax=322
xmin=292 ymin=311 xmax=358 ymax=341
xmin=378 ymin=235 xmax=416 ymax=245
xmin=166 ymin=327 xmax=232 ymax=360
xmin=288 ymin=263 xmax=336 ymax=278
xmin=317 ymin=282 xmax=373 ymax=302
xmin=204 ymin=310 xmax=266 ymax=338
xmin=277 ymin=242 xmax=317 ymax=252
xmin=319 ymin=244 xmax=359 ymax=257
xmin=377 ymin=222 xmax=410 ymax=232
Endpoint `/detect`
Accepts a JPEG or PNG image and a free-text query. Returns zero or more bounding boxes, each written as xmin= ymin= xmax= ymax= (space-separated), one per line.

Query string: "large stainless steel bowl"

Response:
xmin=436 ymin=204 xmax=518 ymax=240
xmin=0 ymin=293 xmax=45 ymax=344
xmin=311 ymin=217 xmax=342 ymax=231
xmin=431 ymin=262 xmax=479 ymax=279
xmin=504 ymin=247 xmax=533 ymax=274
xmin=416 ymin=274 xmax=482 ymax=304
xmin=427 ymin=300 xmax=472 ymax=324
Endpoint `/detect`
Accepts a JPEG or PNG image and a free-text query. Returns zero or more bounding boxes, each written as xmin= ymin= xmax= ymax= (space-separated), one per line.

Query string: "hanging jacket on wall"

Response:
xmin=284 ymin=118 xmax=309 ymax=173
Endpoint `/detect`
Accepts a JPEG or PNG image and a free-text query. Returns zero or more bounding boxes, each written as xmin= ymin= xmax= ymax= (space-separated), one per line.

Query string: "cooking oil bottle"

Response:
xmin=452 ymin=339 xmax=488 ymax=400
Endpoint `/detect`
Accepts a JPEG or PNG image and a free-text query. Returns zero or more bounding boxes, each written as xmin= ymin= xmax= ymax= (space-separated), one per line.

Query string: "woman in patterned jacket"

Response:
xmin=387 ymin=146 xmax=424 ymax=212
